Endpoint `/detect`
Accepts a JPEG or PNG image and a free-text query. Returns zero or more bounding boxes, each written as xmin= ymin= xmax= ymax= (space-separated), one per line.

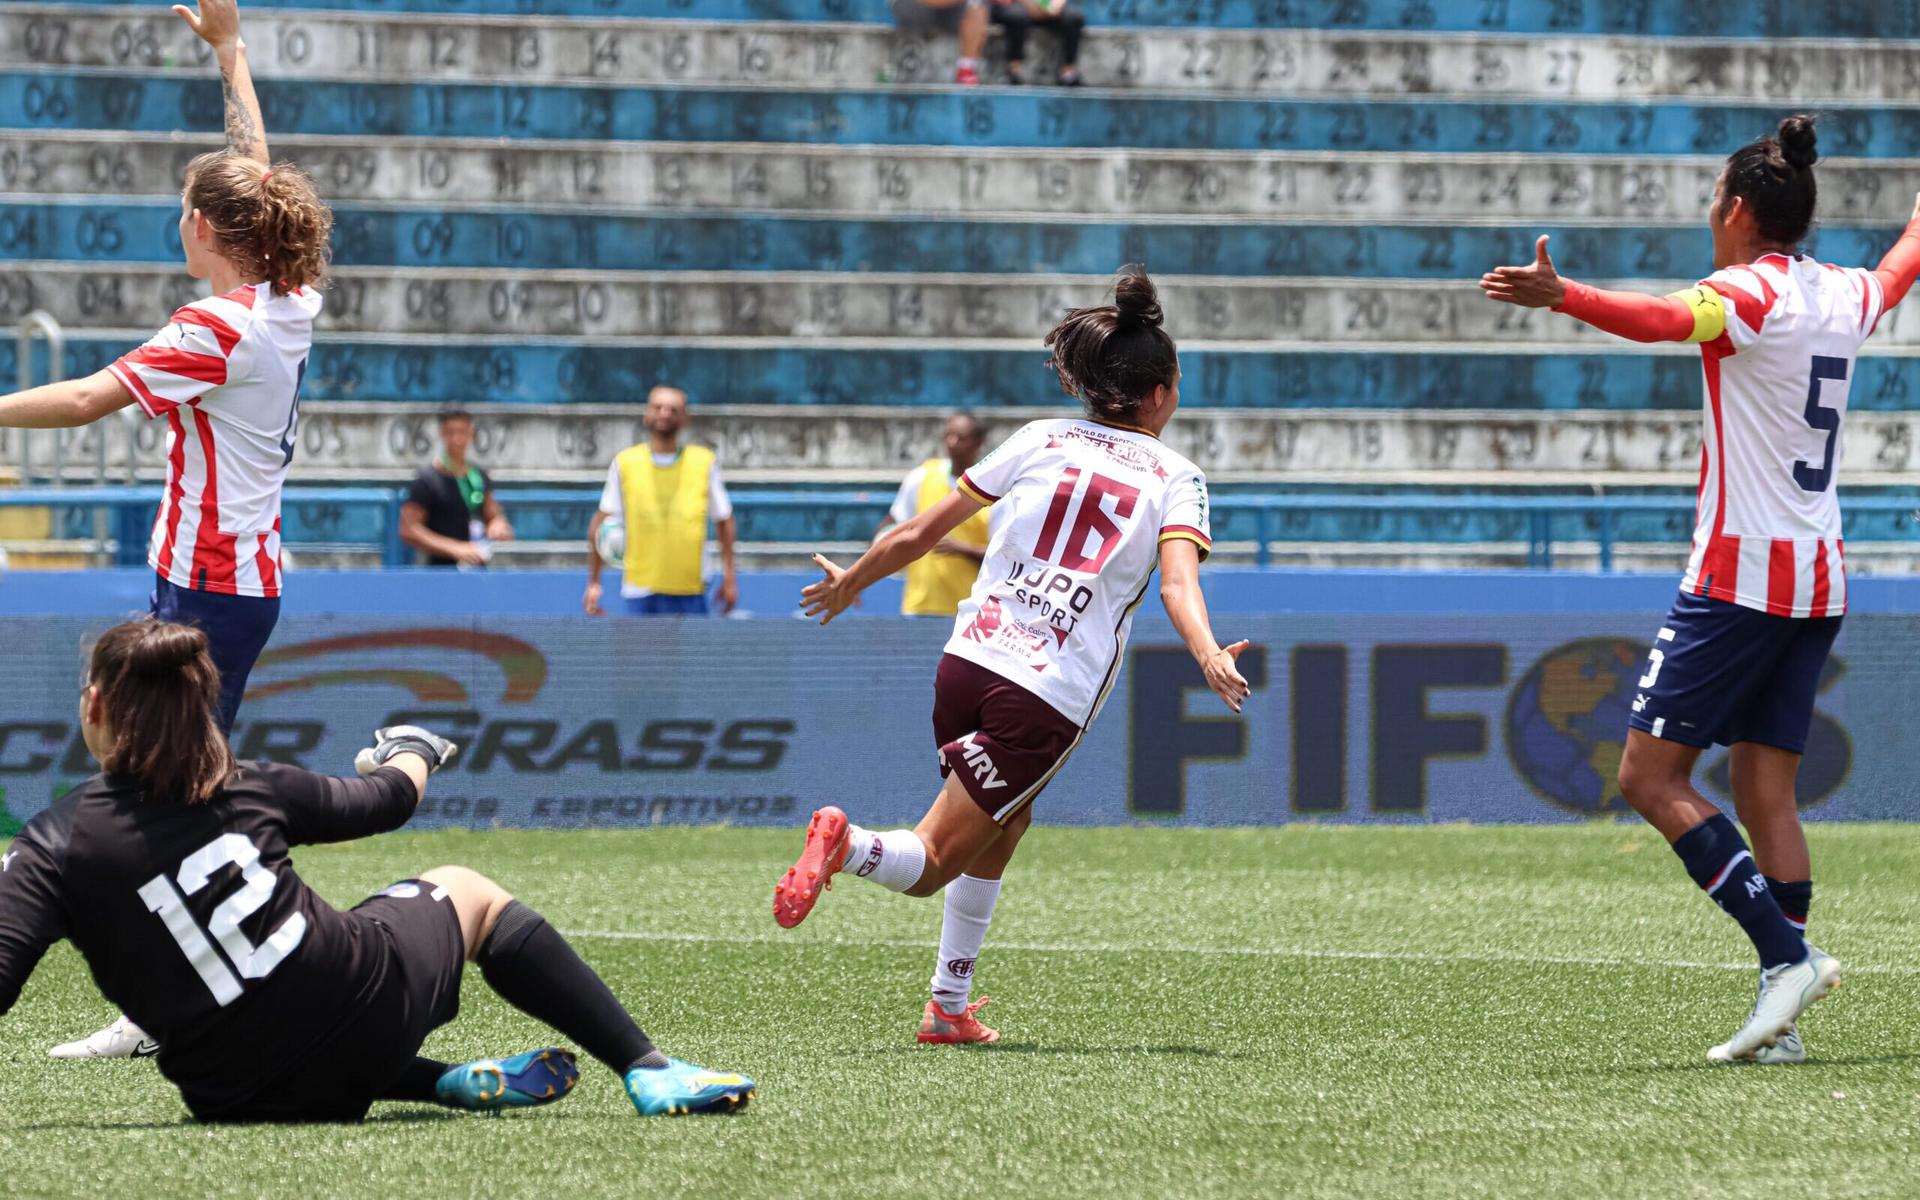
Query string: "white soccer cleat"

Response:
xmin=47 ymin=1014 xmax=158 ymax=1060
xmin=1754 ymin=1026 xmax=1807 ymax=1065
xmin=1707 ymin=947 xmax=1840 ymax=1063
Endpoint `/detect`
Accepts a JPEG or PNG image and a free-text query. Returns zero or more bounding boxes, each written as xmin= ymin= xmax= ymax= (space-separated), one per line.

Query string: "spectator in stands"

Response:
xmin=991 ymin=0 xmax=1085 ymax=86
xmin=585 ymin=387 xmax=738 ymax=617
xmin=876 ymin=412 xmax=991 ymax=617
xmin=890 ymin=0 xmax=990 ymax=85
xmin=400 ymin=408 xmax=513 ymax=568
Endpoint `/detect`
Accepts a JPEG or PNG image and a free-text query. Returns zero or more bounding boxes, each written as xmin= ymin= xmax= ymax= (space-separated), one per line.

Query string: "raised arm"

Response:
xmin=1871 ymin=192 xmax=1920 ymax=311
xmin=174 ymin=1 xmax=268 ymax=164
xmin=1481 ymin=235 xmax=1712 ymax=344
xmin=802 ymin=490 xmax=983 ymax=624
xmin=1157 ymin=537 xmax=1252 ymax=713
xmin=0 ymin=368 xmax=135 ymax=430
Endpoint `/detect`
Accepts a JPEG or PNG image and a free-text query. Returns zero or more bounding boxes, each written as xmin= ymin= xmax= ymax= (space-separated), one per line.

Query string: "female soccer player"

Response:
xmin=0 ymin=620 xmax=754 ymax=1121
xmin=0 ymin=0 xmax=319 ymax=739
xmin=1481 ymin=115 xmax=1920 ymax=1063
xmin=0 ymin=0 xmax=327 ymax=1059
xmin=771 ymin=268 xmax=1251 ymax=1044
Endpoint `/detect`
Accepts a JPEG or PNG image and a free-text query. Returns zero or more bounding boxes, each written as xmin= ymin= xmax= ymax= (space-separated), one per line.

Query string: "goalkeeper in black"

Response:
xmin=0 ymin=619 xmax=754 ymax=1122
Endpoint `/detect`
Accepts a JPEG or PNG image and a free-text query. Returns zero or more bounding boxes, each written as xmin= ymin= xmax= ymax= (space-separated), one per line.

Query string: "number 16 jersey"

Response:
xmin=950 ymin=418 xmax=1212 ymax=727
xmin=1684 ymin=253 xmax=1885 ymax=617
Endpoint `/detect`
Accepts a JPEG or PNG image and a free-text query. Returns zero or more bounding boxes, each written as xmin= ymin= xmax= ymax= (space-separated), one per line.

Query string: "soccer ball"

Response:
xmin=595 ymin=516 xmax=625 ymax=568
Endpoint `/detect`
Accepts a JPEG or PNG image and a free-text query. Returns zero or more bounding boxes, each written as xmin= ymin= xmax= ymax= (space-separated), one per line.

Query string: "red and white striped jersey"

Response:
xmin=1683 ymin=253 xmax=1882 ymax=618
xmin=109 ymin=283 xmax=321 ymax=599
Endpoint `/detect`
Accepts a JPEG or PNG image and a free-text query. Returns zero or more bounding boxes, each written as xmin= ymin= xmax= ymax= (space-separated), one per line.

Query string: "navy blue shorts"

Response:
xmin=624 ymin=593 xmax=709 ymax=616
xmin=150 ymin=576 xmax=281 ymax=736
xmin=1627 ymin=591 xmax=1841 ymax=754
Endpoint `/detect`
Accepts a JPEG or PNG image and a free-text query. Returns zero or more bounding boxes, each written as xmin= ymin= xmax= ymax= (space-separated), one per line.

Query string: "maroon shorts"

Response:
xmin=932 ymin=653 xmax=1083 ymax=824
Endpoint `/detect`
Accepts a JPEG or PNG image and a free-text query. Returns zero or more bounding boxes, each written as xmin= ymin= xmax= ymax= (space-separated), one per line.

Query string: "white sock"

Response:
xmin=957 ymin=56 xmax=980 ymax=70
xmin=930 ymin=874 xmax=1002 ymax=1010
xmin=841 ymin=824 xmax=926 ymax=893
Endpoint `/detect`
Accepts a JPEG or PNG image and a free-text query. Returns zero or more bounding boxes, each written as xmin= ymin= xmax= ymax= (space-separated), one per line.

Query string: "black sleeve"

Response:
xmin=0 ymin=826 xmax=69 ymax=1018
xmin=405 ymin=466 xmax=434 ymax=509
xmin=256 ymin=761 xmax=420 ymax=847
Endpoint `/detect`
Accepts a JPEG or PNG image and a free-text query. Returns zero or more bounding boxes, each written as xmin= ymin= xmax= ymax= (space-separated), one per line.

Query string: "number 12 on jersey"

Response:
xmin=1033 ymin=467 xmax=1141 ymax=572
xmin=138 ymin=834 xmax=307 ymax=1006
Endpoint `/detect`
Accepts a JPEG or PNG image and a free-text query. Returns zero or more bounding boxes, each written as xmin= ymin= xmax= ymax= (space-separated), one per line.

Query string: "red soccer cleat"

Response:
xmin=917 ymin=996 xmax=1000 ymax=1045
xmin=773 ymin=806 xmax=849 ymax=928
xmin=955 ymin=63 xmax=981 ymax=85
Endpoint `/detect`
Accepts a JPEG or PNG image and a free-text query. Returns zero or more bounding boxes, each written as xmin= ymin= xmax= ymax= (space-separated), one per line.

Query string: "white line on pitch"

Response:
xmin=563 ymin=928 xmax=1920 ymax=976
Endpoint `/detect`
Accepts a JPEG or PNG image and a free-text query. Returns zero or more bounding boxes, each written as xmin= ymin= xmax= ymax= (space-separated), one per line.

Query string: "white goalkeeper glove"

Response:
xmin=354 ymin=725 xmax=460 ymax=776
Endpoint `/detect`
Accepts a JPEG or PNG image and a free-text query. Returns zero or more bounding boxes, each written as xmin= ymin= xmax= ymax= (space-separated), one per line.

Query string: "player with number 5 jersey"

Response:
xmin=1482 ymin=114 xmax=1920 ymax=1065
xmin=772 ymin=268 xmax=1251 ymax=1046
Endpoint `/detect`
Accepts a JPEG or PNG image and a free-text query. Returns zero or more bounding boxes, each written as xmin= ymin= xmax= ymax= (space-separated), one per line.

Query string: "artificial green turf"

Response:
xmin=3 ymin=823 xmax=1918 ymax=1199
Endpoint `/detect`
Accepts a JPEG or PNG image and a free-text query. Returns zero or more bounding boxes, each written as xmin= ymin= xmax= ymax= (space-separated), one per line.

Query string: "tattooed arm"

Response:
xmin=172 ymin=1 xmax=268 ymax=165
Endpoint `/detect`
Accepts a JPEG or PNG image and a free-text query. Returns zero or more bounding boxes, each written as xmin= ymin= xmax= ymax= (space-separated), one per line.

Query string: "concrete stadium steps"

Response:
xmin=13 ymin=405 xmax=1920 ymax=488
xmin=23 ymin=334 xmax=1920 ymax=412
xmin=12 ymin=133 xmax=1920 ymax=225
xmin=11 ymin=8 xmax=1920 ymax=101
xmin=29 ymin=0 xmax=1920 ymax=38
xmin=14 ymin=264 xmax=1920 ymax=349
xmin=9 ymin=200 xmax=1912 ymax=278
xmin=7 ymin=70 xmax=1917 ymax=155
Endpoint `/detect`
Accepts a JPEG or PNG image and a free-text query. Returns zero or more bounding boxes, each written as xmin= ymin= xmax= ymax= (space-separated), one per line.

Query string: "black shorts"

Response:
xmin=200 ymin=880 xmax=465 ymax=1123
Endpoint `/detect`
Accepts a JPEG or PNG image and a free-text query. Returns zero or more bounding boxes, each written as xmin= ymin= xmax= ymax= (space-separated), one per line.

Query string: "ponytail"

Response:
xmin=1043 ymin=265 xmax=1179 ymax=424
xmin=88 ymin=620 xmax=234 ymax=804
xmin=183 ymin=152 xmax=332 ymax=295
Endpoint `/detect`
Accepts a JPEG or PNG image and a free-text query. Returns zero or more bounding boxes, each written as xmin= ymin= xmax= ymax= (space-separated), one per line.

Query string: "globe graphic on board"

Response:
xmin=1506 ymin=638 xmax=1647 ymax=815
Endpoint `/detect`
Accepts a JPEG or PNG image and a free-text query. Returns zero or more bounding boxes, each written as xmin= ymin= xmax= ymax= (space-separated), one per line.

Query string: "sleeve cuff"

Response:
xmin=956 ymin=475 xmax=997 ymax=505
xmin=1159 ymin=527 xmax=1212 ymax=560
xmin=107 ymin=361 xmax=163 ymax=418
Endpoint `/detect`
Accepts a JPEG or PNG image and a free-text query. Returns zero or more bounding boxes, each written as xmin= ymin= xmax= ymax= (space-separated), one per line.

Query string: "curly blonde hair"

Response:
xmin=183 ymin=151 xmax=332 ymax=295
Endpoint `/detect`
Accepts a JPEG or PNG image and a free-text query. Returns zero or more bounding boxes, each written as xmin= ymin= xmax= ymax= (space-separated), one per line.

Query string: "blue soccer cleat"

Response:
xmin=624 ymin=1058 xmax=756 ymax=1116
xmin=434 ymin=1047 xmax=580 ymax=1112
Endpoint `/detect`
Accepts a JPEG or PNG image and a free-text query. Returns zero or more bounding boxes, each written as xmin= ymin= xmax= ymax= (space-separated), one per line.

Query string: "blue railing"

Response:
xmin=6 ymin=485 xmax=1919 ymax=571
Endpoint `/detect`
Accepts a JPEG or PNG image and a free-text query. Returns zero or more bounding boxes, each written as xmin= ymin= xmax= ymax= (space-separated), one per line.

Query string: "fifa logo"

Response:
xmin=947 ymin=958 xmax=976 ymax=978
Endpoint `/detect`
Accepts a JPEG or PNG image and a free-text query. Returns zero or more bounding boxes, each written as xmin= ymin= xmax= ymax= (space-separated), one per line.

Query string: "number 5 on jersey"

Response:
xmin=139 ymin=834 xmax=307 ymax=1006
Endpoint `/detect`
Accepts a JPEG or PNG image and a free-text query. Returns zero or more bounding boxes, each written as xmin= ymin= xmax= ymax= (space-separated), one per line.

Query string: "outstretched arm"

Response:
xmin=0 ymin=369 xmax=135 ymax=429
xmin=174 ymin=1 xmax=268 ymax=164
xmin=1872 ymin=193 xmax=1920 ymax=311
xmin=1481 ymin=235 xmax=1713 ymax=344
xmin=1158 ymin=538 xmax=1252 ymax=713
xmin=802 ymin=490 xmax=982 ymax=624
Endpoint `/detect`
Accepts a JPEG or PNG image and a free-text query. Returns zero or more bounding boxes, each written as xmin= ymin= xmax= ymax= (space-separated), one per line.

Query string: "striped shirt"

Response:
xmin=109 ymin=283 xmax=321 ymax=598
xmin=1683 ymin=253 xmax=1882 ymax=618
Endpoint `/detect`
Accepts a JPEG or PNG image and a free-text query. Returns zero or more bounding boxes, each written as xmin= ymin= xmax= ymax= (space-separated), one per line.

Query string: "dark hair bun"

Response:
xmin=1112 ymin=266 xmax=1164 ymax=330
xmin=1777 ymin=114 xmax=1818 ymax=171
xmin=130 ymin=622 xmax=208 ymax=675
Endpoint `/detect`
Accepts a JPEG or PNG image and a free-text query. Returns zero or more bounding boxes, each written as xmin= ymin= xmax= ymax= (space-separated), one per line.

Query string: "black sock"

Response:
xmin=1671 ymin=815 xmax=1805 ymax=970
xmin=1766 ymin=876 xmax=1813 ymax=936
xmin=477 ymin=900 xmax=666 ymax=1075
xmin=380 ymin=1057 xmax=452 ymax=1104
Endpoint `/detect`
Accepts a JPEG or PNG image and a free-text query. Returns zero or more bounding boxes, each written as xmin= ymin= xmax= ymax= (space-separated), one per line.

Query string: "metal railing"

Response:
xmin=4 ymin=486 xmax=1919 ymax=571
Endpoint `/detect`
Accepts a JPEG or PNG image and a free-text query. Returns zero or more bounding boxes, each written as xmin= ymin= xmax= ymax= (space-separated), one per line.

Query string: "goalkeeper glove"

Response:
xmin=355 ymin=725 xmax=460 ymax=776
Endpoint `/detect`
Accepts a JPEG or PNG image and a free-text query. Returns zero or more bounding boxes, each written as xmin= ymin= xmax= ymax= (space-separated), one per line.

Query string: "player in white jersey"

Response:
xmin=768 ymin=269 xmax=1251 ymax=1044
xmin=1483 ymin=115 xmax=1920 ymax=1064
xmin=0 ymin=0 xmax=334 ymax=1061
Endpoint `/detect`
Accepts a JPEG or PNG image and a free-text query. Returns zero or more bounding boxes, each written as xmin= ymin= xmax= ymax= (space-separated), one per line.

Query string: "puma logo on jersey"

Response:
xmin=957 ymin=733 xmax=1008 ymax=790
xmin=1 ymin=850 xmax=16 ymax=873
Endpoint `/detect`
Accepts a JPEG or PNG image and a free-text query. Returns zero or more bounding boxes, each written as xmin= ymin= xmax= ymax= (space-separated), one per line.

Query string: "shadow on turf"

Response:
xmin=16 ymin=1108 xmax=546 ymax=1132
xmin=920 ymin=1042 xmax=1247 ymax=1059
xmin=1579 ymin=1051 xmax=1920 ymax=1075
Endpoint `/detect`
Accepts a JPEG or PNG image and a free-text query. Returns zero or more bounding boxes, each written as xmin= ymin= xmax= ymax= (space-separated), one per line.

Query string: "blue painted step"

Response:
xmin=4 ymin=201 xmax=1908 ymax=279
xmin=6 ymin=72 xmax=1915 ymax=155
xmin=32 ymin=0 xmax=1920 ymax=36
xmin=20 ymin=335 xmax=1920 ymax=411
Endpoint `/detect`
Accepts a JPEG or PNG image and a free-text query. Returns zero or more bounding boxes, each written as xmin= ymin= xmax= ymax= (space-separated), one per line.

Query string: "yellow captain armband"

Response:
xmin=1669 ymin=284 xmax=1727 ymax=344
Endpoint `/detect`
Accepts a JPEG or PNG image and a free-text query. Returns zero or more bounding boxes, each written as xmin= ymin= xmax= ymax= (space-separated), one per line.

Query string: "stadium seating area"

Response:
xmin=3 ymin=0 xmax=1919 ymax=569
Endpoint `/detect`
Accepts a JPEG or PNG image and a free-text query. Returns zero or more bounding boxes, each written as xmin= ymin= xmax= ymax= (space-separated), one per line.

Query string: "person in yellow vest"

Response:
xmin=584 ymin=387 xmax=738 ymax=617
xmin=877 ymin=412 xmax=991 ymax=617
